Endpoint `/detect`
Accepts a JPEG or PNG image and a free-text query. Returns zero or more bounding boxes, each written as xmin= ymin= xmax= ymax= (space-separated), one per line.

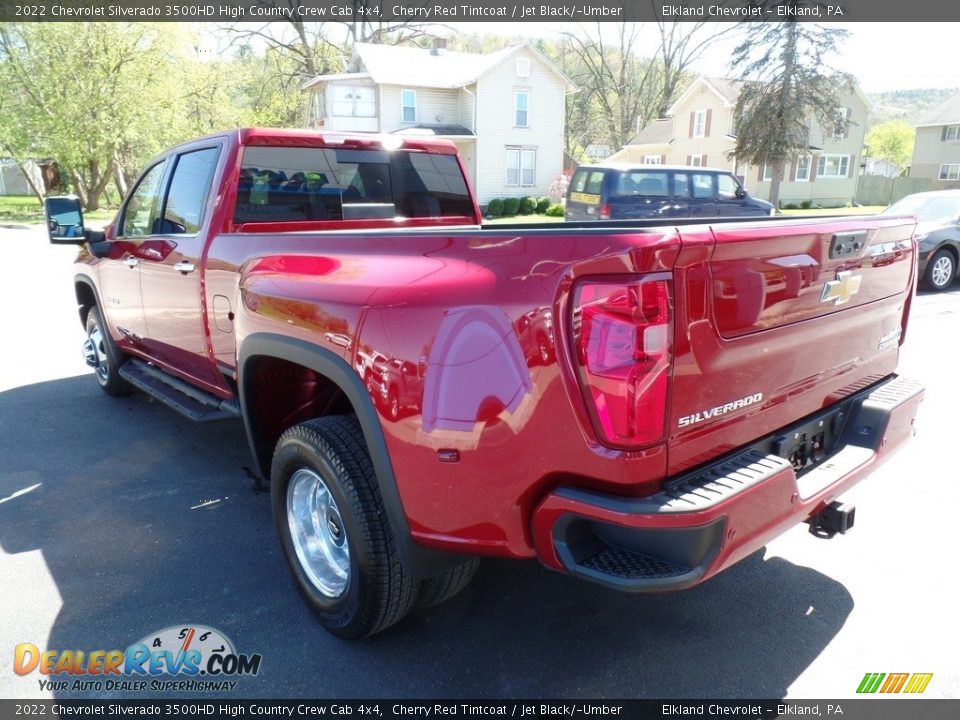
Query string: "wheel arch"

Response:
xmin=74 ymin=274 xmax=100 ymax=327
xmin=238 ymin=333 xmax=464 ymax=579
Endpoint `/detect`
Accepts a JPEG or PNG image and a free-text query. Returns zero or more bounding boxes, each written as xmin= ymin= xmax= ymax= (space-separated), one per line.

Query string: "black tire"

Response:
xmin=417 ymin=557 xmax=481 ymax=609
xmin=388 ymin=387 xmax=400 ymax=421
xmin=924 ymin=248 xmax=956 ymax=292
xmin=84 ymin=306 xmax=132 ymax=396
xmin=271 ymin=416 xmax=419 ymax=639
xmin=536 ymin=332 xmax=554 ymax=365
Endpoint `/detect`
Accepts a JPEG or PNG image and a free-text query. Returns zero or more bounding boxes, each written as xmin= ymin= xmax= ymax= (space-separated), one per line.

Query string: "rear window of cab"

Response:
xmin=571 ymin=169 xmax=606 ymax=195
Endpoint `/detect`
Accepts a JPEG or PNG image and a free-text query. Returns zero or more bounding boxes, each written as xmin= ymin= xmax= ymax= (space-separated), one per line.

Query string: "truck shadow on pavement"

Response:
xmin=0 ymin=375 xmax=853 ymax=700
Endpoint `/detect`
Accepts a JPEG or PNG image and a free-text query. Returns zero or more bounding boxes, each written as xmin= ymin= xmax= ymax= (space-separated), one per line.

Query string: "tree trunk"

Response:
xmin=769 ymin=160 xmax=785 ymax=211
xmin=113 ymin=161 xmax=128 ymax=200
xmin=19 ymin=161 xmax=45 ymax=206
xmin=69 ymin=169 xmax=90 ymax=210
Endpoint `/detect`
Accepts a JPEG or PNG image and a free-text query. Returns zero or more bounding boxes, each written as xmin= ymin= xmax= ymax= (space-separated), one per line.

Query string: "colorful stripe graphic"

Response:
xmin=857 ymin=672 xmax=932 ymax=694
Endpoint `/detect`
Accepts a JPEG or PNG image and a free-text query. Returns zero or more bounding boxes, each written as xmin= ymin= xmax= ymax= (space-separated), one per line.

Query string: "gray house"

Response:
xmin=303 ymin=41 xmax=577 ymax=204
xmin=909 ymin=94 xmax=960 ymax=182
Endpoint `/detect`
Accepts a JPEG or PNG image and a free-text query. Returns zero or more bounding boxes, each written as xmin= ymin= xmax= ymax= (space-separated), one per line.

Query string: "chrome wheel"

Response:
xmin=85 ymin=325 xmax=110 ymax=384
xmin=286 ymin=468 xmax=350 ymax=598
xmin=931 ymin=254 xmax=954 ymax=289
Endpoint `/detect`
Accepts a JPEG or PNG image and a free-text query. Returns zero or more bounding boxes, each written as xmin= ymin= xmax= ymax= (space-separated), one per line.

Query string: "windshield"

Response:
xmin=884 ymin=195 xmax=960 ymax=223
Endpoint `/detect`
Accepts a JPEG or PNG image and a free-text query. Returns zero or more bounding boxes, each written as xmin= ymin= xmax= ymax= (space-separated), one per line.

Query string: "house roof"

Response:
xmin=303 ymin=42 xmax=576 ymax=92
xmin=668 ymin=77 xmax=746 ymax=115
xmin=623 ymin=118 xmax=674 ymax=147
xmin=915 ymin=94 xmax=960 ymax=127
xmin=392 ymin=124 xmax=474 ymax=137
xmin=667 ymin=75 xmax=873 ymax=116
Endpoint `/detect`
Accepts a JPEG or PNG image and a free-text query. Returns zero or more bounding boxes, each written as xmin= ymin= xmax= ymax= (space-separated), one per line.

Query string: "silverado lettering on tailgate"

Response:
xmin=678 ymin=392 xmax=764 ymax=428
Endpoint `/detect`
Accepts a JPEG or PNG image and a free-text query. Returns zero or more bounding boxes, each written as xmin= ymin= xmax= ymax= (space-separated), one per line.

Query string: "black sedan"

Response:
xmin=883 ymin=190 xmax=960 ymax=291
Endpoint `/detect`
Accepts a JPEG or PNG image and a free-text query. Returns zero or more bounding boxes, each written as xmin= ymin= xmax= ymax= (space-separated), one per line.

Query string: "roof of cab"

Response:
xmin=575 ymin=162 xmax=736 ymax=174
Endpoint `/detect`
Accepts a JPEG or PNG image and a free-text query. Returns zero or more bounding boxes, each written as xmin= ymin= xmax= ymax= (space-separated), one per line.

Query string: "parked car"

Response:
xmin=883 ymin=190 xmax=960 ymax=291
xmin=565 ymin=163 xmax=774 ymax=221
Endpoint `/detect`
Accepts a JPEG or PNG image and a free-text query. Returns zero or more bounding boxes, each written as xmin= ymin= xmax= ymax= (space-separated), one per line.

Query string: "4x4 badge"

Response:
xmin=821 ymin=270 xmax=862 ymax=305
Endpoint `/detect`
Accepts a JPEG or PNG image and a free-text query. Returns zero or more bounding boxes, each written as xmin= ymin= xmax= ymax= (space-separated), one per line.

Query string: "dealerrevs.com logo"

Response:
xmin=14 ymin=625 xmax=261 ymax=693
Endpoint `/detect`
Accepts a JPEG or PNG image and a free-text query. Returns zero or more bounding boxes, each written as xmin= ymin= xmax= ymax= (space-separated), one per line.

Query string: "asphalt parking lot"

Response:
xmin=1 ymin=225 xmax=957 ymax=700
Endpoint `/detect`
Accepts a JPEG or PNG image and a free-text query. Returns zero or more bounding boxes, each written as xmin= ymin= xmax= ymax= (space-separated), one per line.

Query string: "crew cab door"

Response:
xmin=99 ymin=159 xmax=168 ymax=349
xmin=138 ymin=144 xmax=225 ymax=392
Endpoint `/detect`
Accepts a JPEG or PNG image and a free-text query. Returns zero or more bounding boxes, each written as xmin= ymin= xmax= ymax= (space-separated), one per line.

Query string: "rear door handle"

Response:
xmin=124 ymin=256 xmax=139 ymax=268
xmin=174 ymin=261 xmax=196 ymax=274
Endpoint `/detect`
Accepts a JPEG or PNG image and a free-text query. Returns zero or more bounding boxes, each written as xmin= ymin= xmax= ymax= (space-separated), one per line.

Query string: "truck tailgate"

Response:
xmin=668 ymin=216 xmax=916 ymax=475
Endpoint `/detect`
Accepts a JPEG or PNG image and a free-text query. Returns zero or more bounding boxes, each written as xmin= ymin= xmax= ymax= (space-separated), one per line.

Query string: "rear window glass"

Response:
xmin=234 ymin=147 xmax=473 ymax=224
xmin=612 ymin=171 xmax=669 ymax=197
xmin=570 ymin=170 xmax=605 ymax=195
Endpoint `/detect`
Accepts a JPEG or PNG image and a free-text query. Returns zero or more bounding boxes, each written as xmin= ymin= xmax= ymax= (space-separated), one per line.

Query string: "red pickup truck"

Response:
xmin=45 ymin=128 xmax=924 ymax=639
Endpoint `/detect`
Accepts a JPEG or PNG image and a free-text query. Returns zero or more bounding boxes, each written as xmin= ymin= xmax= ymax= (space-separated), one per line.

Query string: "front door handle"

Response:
xmin=174 ymin=261 xmax=196 ymax=274
xmin=124 ymin=256 xmax=139 ymax=269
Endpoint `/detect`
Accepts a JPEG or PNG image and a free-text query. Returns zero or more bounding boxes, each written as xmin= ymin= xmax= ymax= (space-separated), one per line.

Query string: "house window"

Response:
xmin=762 ymin=164 xmax=774 ymax=181
xmin=506 ymin=147 xmax=536 ymax=187
xmin=942 ymin=126 xmax=960 ymax=141
xmin=515 ymin=92 xmax=529 ymax=128
xmin=643 ymin=155 xmax=663 ymax=165
xmin=330 ymin=85 xmax=376 ymax=118
xmin=795 ymin=156 xmax=811 ymax=182
xmin=516 ymin=58 xmax=530 ymax=78
xmin=939 ymin=164 xmax=960 ymax=180
xmin=689 ymin=154 xmax=705 ymax=167
xmin=832 ymin=107 xmax=848 ymax=138
xmin=817 ymin=154 xmax=851 ymax=178
xmin=401 ymin=89 xmax=417 ymax=123
xmin=693 ymin=110 xmax=707 ymax=138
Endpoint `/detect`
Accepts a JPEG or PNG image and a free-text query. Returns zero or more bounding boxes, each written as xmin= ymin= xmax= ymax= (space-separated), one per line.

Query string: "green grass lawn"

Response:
xmin=0 ymin=194 xmax=116 ymax=224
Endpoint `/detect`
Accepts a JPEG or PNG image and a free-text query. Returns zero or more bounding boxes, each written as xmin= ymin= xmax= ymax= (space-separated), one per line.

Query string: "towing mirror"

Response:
xmin=44 ymin=196 xmax=86 ymax=245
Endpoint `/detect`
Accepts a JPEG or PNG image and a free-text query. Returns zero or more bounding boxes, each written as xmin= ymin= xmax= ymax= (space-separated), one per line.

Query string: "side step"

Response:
xmin=119 ymin=359 xmax=241 ymax=423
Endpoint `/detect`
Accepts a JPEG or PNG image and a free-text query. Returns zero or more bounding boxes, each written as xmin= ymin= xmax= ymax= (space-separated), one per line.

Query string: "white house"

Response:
xmin=303 ymin=40 xmax=577 ymax=205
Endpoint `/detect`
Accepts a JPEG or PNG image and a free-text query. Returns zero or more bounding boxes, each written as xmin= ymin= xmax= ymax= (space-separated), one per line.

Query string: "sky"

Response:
xmin=447 ymin=22 xmax=960 ymax=93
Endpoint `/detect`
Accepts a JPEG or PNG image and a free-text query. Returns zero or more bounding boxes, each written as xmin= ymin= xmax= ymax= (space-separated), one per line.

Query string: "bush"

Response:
xmin=547 ymin=174 xmax=570 ymax=204
xmin=536 ymin=197 xmax=551 ymax=214
xmin=783 ymin=202 xmax=799 ymax=210
xmin=545 ymin=203 xmax=565 ymax=217
xmin=800 ymin=200 xmax=813 ymax=209
xmin=503 ymin=197 xmax=520 ymax=216
xmin=518 ymin=196 xmax=536 ymax=215
xmin=486 ymin=198 xmax=503 ymax=218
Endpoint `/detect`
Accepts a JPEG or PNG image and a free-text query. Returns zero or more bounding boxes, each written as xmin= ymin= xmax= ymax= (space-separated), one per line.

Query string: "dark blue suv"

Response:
xmin=566 ymin=164 xmax=774 ymax=221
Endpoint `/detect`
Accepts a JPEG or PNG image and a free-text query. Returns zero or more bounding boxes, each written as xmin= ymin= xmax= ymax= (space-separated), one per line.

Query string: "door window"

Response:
xmin=122 ymin=161 xmax=166 ymax=237
xmin=717 ymin=174 xmax=741 ymax=200
xmin=161 ymin=147 xmax=220 ymax=234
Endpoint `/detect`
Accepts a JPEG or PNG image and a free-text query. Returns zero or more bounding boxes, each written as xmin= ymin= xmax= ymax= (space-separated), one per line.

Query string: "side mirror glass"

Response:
xmin=44 ymin=196 xmax=86 ymax=244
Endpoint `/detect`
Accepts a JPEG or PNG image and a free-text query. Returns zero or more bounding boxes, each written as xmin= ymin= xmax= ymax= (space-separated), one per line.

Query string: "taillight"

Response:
xmin=572 ymin=275 xmax=672 ymax=449
xmin=599 ymin=203 xmax=611 ymax=220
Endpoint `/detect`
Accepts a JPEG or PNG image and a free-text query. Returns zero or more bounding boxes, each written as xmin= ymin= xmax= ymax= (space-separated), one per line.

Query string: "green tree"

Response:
xmin=865 ymin=120 xmax=915 ymax=168
xmin=728 ymin=14 xmax=851 ymax=208
xmin=0 ymin=23 xmax=239 ymax=210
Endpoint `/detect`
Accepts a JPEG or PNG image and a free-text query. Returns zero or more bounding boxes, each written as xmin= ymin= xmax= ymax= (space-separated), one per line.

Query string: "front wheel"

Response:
xmin=84 ymin=306 xmax=131 ymax=396
xmin=924 ymin=248 xmax=956 ymax=291
xmin=271 ymin=416 xmax=419 ymax=639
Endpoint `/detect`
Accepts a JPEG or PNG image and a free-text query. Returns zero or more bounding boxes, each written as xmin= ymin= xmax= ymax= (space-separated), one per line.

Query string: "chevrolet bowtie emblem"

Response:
xmin=820 ymin=270 xmax=862 ymax=305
